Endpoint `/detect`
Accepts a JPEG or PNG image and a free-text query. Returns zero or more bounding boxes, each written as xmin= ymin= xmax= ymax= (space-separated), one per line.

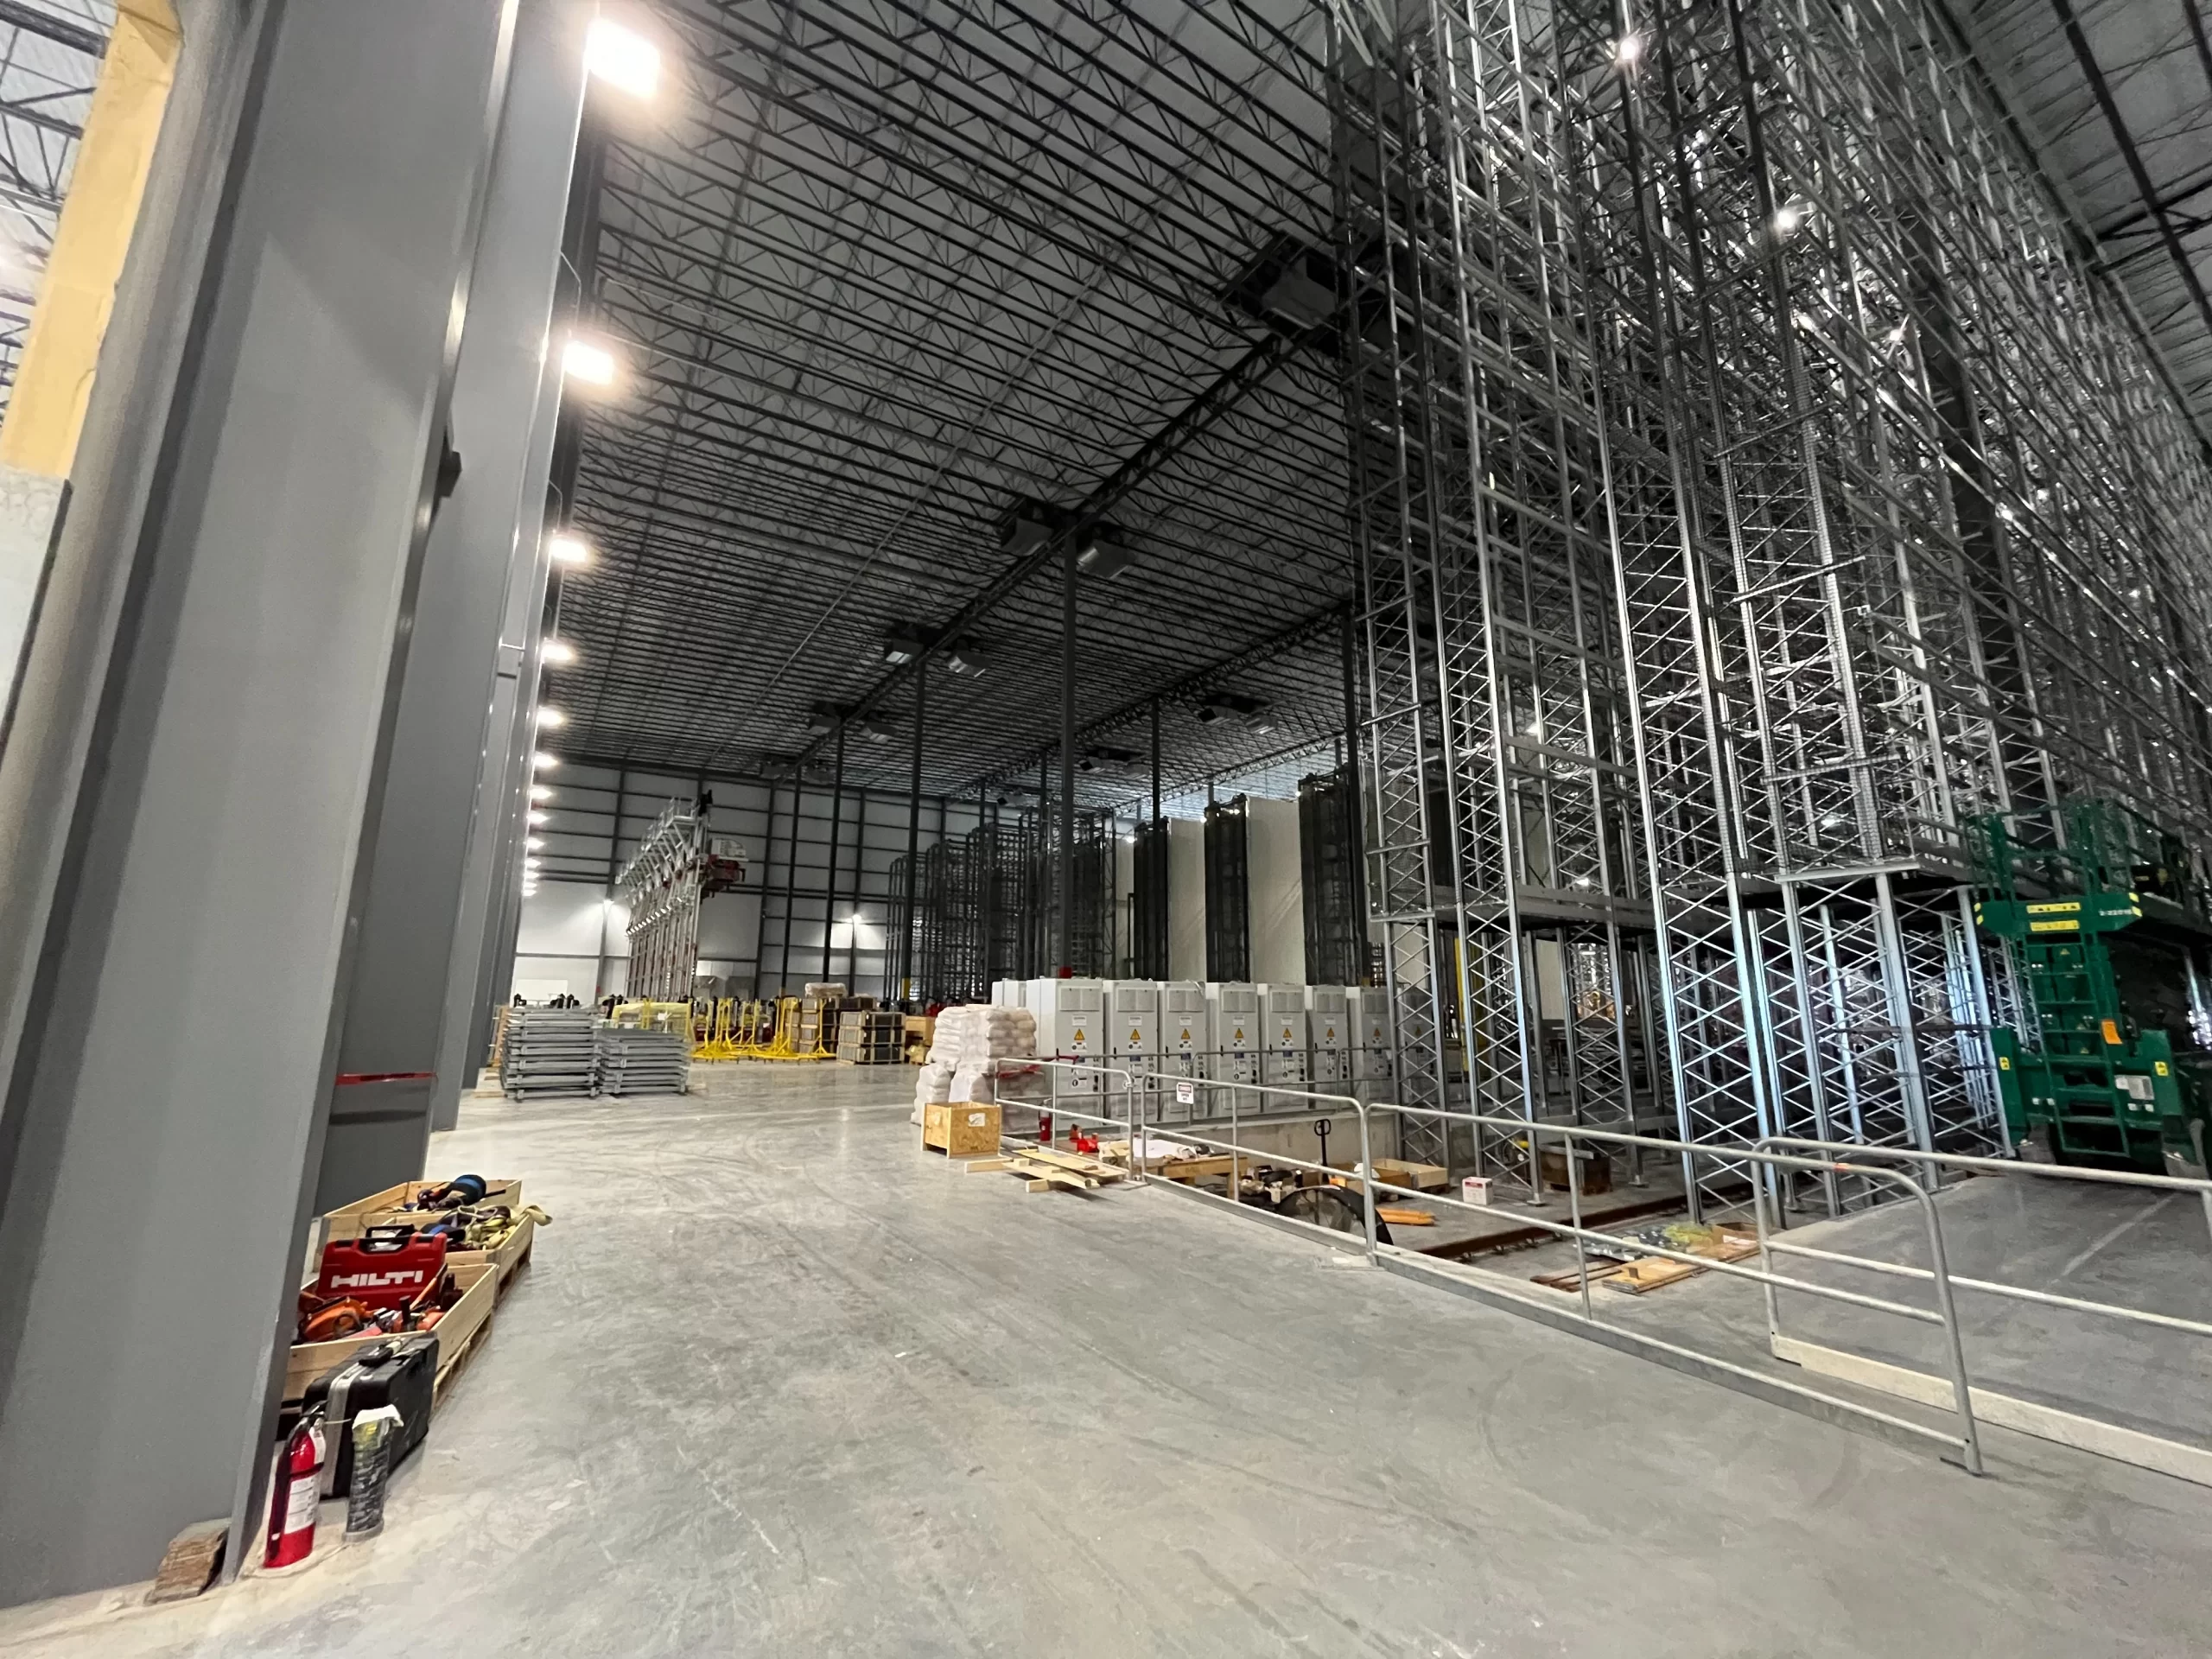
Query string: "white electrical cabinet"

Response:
xmin=1105 ymin=980 xmax=1159 ymax=1116
xmin=1027 ymin=977 xmax=1107 ymax=1096
xmin=1306 ymin=985 xmax=1351 ymax=1086
xmin=1160 ymin=981 xmax=1210 ymax=1122
xmin=1206 ymin=982 xmax=1262 ymax=1115
xmin=1259 ymin=984 xmax=1310 ymax=1092
xmin=1349 ymin=984 xmax=1394 ymax=1100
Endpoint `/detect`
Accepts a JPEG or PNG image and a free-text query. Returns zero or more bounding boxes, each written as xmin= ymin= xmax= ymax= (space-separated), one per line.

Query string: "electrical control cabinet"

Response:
xmin=1105 ymin=979 xmax=1160 ymax=1117
xmin=1307 ymin=985 xmax=1351 ymax=1086
xmin=1259 ymin=985 xmax=1310 ymax=1091
xmin=1026 ymin=977 xmax=1107 ymax=1096
xmin=1207 ymin=982 xmax=1262 ymax=1114
xmin=1160 ymin=980 xmax=1210 ymax=1122
xmin=1349 ymin=984 xmax=1394 ymax=1100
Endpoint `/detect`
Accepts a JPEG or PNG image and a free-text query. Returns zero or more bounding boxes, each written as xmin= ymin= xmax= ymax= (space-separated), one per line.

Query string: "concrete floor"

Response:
xmin=4 ymin=1065 xmax=2210 ymax=1656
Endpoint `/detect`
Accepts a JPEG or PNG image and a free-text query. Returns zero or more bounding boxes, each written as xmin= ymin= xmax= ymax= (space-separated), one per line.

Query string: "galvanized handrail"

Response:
xmin=1020 ymin=1064 xmax=1984 ymax=1472
xmin=1751 ymin=1131 xmax=2212 ymax=1340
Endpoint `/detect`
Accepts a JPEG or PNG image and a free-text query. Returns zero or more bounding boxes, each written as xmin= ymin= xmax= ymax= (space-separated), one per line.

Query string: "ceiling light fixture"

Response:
xmin=562 ymin=336 xmax=617 ymax=386
xmin=542 ymin=637 xmax=576 ymax=664
xmin=529 ymin=810 xmax=550 ymax=826
xmin=584 ymin=17 xmax=661 ymax=99
xmin=531 ymin=784 xmax=554 ymax=802
xmin=547 ymin=532 xmax=592 ymax=567
xmin=533 ymin=751 xmax=559 ymax=770
xmin=536 ymin=706 xmax=565 ymax=728
xmin=527 ymin=836 xmax=545 ymax=851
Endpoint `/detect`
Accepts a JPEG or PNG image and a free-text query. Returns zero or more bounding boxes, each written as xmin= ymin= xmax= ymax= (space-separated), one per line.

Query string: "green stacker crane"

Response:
xmin=1971 ymin=800 xmax=2212 ymax=1177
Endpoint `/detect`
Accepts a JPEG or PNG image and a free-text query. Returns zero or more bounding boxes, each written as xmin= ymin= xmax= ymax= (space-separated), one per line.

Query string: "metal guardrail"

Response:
xmin=1020 ymin=1061 xmax=1987 ymax=1474
xmin=1745 ymin=1133 xmax=2212 ymax=1482
xmin=1017 ymin=1059 xmax=2212 ymax=1484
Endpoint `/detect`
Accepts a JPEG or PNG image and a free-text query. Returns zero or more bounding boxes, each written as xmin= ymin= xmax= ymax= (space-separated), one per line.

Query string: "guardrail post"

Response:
xmin=1898 ymin=1166 xmax=1984 ymax=1476
xmin=1560 ymin=1119 xmax=1593 ymax=1321
xmin=1357 ymin=1102 xmax=1378 ymax=1262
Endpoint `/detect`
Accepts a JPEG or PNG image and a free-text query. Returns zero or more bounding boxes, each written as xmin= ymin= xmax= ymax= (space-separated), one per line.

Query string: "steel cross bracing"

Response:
xmin=1334 ymin=1 xmax=1654 ymax=1175
xmin=1332 ymin=0 xmax=2212 ymax=1211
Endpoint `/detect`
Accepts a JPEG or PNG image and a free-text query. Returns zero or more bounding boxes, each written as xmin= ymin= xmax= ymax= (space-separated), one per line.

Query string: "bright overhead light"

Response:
xmin=547 ymin=532 xmax=592 ymax=567
xmin=528 ymin=837 xmax=546 ymax=852
xmin=533 ymin=751 xmax=559 ymax=770
xmin=562 ymin=336 xmax=617 ymax=386
xmin=531 ymin=784 xmax=554 ymax=802
xmin=585 ymin=18 xmax=661 ymax=99
xmin=542 ymin=637 xmax=576 ymax=664
xmin=525 ymin=856 xmax=543 ymax=870
xmin=536 ymin=706 xmax=565 ymax=728
xmin=1613 ymin=33 xmax=1643 ymax=62
xmin=529 ymin=810 xmax=550 ymax=825
xmin=1773 ymin=205 xmax=1802 ymax=236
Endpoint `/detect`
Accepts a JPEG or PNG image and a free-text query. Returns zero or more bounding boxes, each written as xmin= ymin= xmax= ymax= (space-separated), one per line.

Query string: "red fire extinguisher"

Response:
xmin=265 ymin=1412 xmax=326 ymax=1568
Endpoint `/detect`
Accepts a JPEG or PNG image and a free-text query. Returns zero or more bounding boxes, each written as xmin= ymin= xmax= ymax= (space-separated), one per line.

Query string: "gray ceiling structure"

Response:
xmin=1956 ymin=0 xmax=2212 ymax=453
xmin=552 ymin=0 xmax=2212 ymax=806
xmin=556 ymin=0 xmax=1353 ymax=809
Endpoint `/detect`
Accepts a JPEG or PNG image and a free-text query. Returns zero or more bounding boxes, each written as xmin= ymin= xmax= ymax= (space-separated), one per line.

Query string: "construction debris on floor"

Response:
xmin=1530 ymin=1221 xmax=1760 ymax=1295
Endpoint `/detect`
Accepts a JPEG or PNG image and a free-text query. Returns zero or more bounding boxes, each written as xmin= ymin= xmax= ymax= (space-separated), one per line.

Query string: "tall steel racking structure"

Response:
xmin=618 ymin=798 xmax=748 ymax=1002
xmin=890 ymin=809 xmax=1116 ymax=1003
xmin=1332 ymin=0 xmax=2212 ymax=1209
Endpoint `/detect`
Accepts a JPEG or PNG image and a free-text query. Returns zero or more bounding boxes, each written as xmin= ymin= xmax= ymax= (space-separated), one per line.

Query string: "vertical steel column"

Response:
xmin=596 ymin=766 xmax=626 ymax=997
xmin=821 ymin=722 xmax=845 ymax=982
xmin=901 ymin=655 xmax=926 ymax=1001
xmin=318 ymin=0 xmax=588 ymax=1206
xmin=843 ymin=785 xmax=866 ymax=989
xmin=1151 ymin=695 xmax=1162 ymax=824
xmin=1058 ymin=542 xmax=1077 ymax=973
xmin=774 ymin=777 xmax=800 ymax=996
xmin=0 ymin=0 xmax=522 ymax=1602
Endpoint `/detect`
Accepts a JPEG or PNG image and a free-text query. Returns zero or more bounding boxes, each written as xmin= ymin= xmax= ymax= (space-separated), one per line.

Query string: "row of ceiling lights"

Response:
xmin=521 ymin=16 xmax=664 ymax=900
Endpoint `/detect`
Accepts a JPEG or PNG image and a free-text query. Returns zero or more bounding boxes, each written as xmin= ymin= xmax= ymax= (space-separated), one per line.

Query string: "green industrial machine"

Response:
xmin=1971 ymin=800 xmax=2212 ymax=1176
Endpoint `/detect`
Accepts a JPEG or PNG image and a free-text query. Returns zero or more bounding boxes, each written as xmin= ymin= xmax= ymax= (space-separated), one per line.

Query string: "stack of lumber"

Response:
xmin=593 ymin=1026 xmax=690 ymax=1096
xmin=963 ymin=1142 xmax=1129 ymax=1193
xmin=501 ymin=1009 xmax=597 ymax=1099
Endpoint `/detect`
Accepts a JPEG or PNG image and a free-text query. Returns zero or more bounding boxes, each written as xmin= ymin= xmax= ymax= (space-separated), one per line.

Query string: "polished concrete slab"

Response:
xmin=4 ymin=1063 xmax=2209 ymax=1656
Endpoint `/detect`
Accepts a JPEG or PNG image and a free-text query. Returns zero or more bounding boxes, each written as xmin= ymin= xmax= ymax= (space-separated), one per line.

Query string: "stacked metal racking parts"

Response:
xmin=1330 ymin=0 xmax=2212 ymax=1216
xmin=500 ymin=1008 xmax=598 ymax=1099
xmin=617 ymin=798 xmax=747 ymax=1004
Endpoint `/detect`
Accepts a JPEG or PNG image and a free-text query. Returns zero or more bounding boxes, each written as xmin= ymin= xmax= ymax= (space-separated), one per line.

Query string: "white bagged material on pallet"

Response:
xmin=950 ymin=1068 xmax=995 ymax=1104
xmin=924 ymin=1003 xmax=1036 ymax=1071
xmin=912 ymin=1059 xmax=954 ymax=1122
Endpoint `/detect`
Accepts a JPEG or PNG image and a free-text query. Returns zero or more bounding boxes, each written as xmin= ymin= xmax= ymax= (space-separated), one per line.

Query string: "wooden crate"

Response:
xmin=322 ymin=1176 xmax=524 ymax=1242
xmin=923 ymin=1101 xmax=1001 ymax=1157
xmin=283 ymin=1260 xmax=496 ymax=1401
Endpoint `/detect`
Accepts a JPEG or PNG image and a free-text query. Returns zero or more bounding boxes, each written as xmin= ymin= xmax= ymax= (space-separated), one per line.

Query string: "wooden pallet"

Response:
xmin=1533 ymin=1225 xmax=1760 ymax=1295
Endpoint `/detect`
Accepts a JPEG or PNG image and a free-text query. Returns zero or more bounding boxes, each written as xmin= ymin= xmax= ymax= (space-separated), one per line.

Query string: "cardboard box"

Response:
xmin=284 ymin=1259 xmax=495 ymax=1401
xmin=923 ymin=1101 xmax=1001 ymax=1158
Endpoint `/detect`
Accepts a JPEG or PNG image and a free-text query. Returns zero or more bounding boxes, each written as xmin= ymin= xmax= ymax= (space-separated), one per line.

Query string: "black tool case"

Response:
xmin=301 ymin=1333 xmax=439 ymax=1497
